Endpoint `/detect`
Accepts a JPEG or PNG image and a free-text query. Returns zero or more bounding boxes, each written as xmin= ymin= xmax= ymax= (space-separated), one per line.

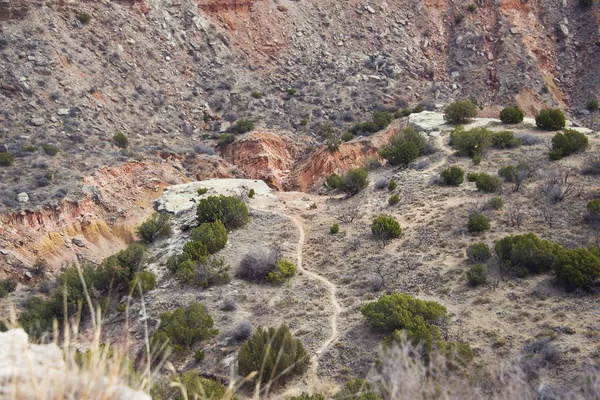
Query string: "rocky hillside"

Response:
xmin=0 ymin=0 xmax=598 ymax=211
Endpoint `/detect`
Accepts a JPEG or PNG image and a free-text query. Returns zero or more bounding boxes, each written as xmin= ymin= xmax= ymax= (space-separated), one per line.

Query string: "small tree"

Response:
xmin=467 ymin=212 xmax=490 ymax=233
xmin=444 ymin=100 xmax=478 ymax=124
xmin=535 ymin=109 xmax=566 ymax=131
xmin=441 ymin=166 xmax=464 ymax=186
xmin=238 ymin=324 xmax=309 ymax=385
xmin=371 ymin=215 xmax=402 ymax=247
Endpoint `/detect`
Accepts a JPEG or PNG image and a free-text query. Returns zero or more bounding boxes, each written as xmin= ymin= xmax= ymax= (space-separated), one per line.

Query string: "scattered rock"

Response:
xmin=72 ymin=236 xmax=86 ymax=247
xmin=57 ymin=108 xmax=70 ymax=116
xmin=16 ymin=192 xmax=29 ymax=203
xmin=29 ymin=117 xmax=45 ymax=126
xmin=558 ymin=24 xmax=569 ymax=38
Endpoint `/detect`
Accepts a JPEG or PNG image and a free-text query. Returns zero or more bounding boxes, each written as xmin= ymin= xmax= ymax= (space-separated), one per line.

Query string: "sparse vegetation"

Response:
xmin=441 ymin=166 xmax=464 ymax=186
xmin=444 ymin=100 xmax=478 ymax=124
xmin=388 ymin=179 xmax=397 ymax=191
xmin=535 ymin=108 xmax=566 ymax=131
xmin=76 ymin=12 xmax=91 ymax=25
xmin=487 ymin=196 xmax=504 ymax=210
xmin=467 ymin=3 xmax=477 ymax=12
xmin=218 ymin=133 xmax=236 ymax=146
xmin=499 ymin=106 xmax=524 ymax=124
xmin=238 ymin=324 xmax=309 ymax=384
xmin=388 ymin=194 xmax=400 ymax=205
xmin=237 ymin=247 xmax=296 ymax=285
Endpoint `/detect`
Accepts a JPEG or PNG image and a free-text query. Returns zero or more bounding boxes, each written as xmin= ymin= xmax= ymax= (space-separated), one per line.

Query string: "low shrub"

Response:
xmin=586 ymin=99 xmax=599 ymax=111
xmin=499 ymin=106 xmax=524 ymax=124
xmin=467 ymin=213 xmax=490 ymax=233
xmin=191 ymin=220 xmax=228 ymax=254
xmin=388 ymin=194 xmax=400 ymax=205
xmin=151 ymin=373 xmax=229 ymax=400
xmin=413 ymin=104 xmax=424 ymax=113
xmin=536 ymin=109 xmax=566 ymax=131
xmin=327 ymin=167 xmax=370 ymax=196
xmin=371 ymin=215 xmax=402 ymax=247
xmin=341 ymin=132 xmax=354 ymax=142
xmin=113 ymin=132 xmax=129 ymax=148
xmin=0 ymin=152 xmax=14 ymax=166
xmin=449 ymin=127 xmax=492 ymax=158
xmin=467 ymin=264 xmax=487 ymax=286
xmin=361 ymin=293 xmax=447 ymax=332
xmin=580 ymin=0 xmax=594 ymax=7
xmin=0 ymin=278 xmax=17 ymax=298
xmin=379 ymin=141 xmax=419 ymax=167
xmin=388 ymin=179 xmax=397 ymax=191
xmin=486 ymin=196 xmax=504 ymax=210
xmin=334 ymin=378 xmax=382 ymax=400
xmin=466 ymin=172 xmax=479 ymax=182
xmin=129 ymin=270 xmax=156 ymax=297
xmin=231 ymin=119 xmax=255 ymax=134
xmin=350 ymin=111 xmax=393 ymax=135
xmin=467 ymin=3 xmax=477 ymax=11
xmin=229 ymin=321 xmax=253 ymax=342
xmin=136 ymin=213 xmax=172 ymax=243
xmin=196 ymin=195 xmax=248 ymax=230
xmin=251 ymin=91 xmax=262 ymax=99
xmin=77 ymin=12 xmax=91 ymax=24
xmin=330 ymin=223 xmax=339 ymax=234
xmin=475 ymin=173 xmax=502 ymax=193
xmin=583 ymin=154 xmax=600 ymax=175
xmin=515 ymin=133 xmax=543 ymax=146
xmin=21 ymin=144 xmax=37 ymax=152
xmin=466 ymin=243 xmax=491 ymax=263
xmin=218 ymin=133 xmax=235 ymax=146
xmin=441 ymin=166 xmax=464 ymax=186
xmin=238 ymin=324 xmax=309 ymax=384
xmin=265 ymin=259 xmax=297 ymax=284
xmin=151 ymin=302 xmax=218 ymax=357
xmin=42 ymin=144 xmax=59 ymax=156
xmin=237 ymin=247 xmax=278 ymax=282
xmin=454 ymin=14 xmax=464 ymax=24
xmin=444 ymin=100 xmax=478 ymax=124
xmin=553 ymin=248 xmax=600 ymax=289
xmin=491 ymin=131 xmax=521 ymax=149
xmin=495 ymin=233 xmax=560 ymax=277
xmin=549 ymin=129 xmax=589 ymax=160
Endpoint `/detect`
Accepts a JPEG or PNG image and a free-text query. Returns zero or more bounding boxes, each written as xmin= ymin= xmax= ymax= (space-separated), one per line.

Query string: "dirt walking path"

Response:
xmin=273 ymin=212 xmax=342 ymax=376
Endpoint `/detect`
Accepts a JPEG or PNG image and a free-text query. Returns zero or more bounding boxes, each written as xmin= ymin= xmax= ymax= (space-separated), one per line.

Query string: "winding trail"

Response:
xmin=272 ymin=211 xmax=342 ymax=377
xmin=425 ymin=134 xmax=453 ymax=172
